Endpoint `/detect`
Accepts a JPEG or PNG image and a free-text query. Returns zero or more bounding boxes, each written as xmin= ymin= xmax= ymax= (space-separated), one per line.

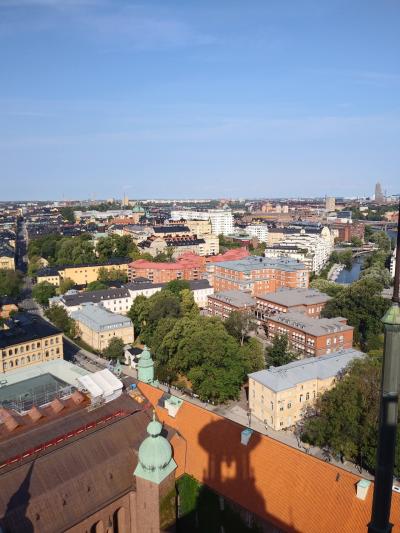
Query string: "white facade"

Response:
xmin=245 ymin=224 xmax=269 ymax=243
xmin=171 ymin=208 xmax=234 ymax=236
xmin=391 ymin=248 xmax=397 ymax=278
xmin=264 ymin=228 xmax=333 ymax=274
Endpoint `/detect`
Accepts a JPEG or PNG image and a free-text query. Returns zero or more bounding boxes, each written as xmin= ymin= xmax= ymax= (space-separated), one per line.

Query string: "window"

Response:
xmin=306 ymin=392 xmax=310 ymax=401
xmin=299 ymin=394 xmax=303 ymax=403
xmin=287 ymin=402 xmax=292 ymax=409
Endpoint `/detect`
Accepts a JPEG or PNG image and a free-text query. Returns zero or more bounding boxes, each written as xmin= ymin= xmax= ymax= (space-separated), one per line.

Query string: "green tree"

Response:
xmin=370 ymin=230 xmax=391 ymax=252
xmin=45 ymin=305 xmax=77 ymax=337
xmin=322 ymin=276 xmax=390 ymax=349
xmin=97 ymin=267 xmax=127 ymax=282
xmin=32 ymin=282 xmax=56 ymax=306
xmin=265 ymin=334 xmax=297 ymax=368
xmin=298 ymin=356 xmax=400 ymax=475
xmin=59 ymin=207 xmax=75 ymax=223
xmin=239 ymin=337 xmax=265 ymax=373
xmin=180 ymin=289 xmax=199 ymax=317
xmin=0 ymin=270 xmax=23 ymax=298
xmin=59 ymin=278 xmax=75 ymax=294
xmin=27 ymin=255 xmax=42 ymax=277
xmin=309 ymin=278 xmax=344 ymax=297
xmin=165 ymin=279 xmax=190 ymax=296
xmin=350 ymin=236 xmax=363 ymax=247
xmin=86 ymin=280 xmax=107 ymax=291
xmin=224 ymin=311 xmax=256 ymax=346
xmin=127 ymin=295 xmax=150 ymax=337
xmin=103 ymin=337 xmax=125 ymax=359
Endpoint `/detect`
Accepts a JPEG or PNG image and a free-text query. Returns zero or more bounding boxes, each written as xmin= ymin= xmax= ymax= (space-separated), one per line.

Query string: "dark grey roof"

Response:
xmin=0 ymin=314 xmax=61 ymax=349
xmin=36 ymin=267 xmax=60 ymax=277
xmin=153 ymin=225 xmax=190 ymax=233
xmin=187 ymin=279 xmax=211 ymax=290
xmin=61 ymin=287 xmax=131 ymax=306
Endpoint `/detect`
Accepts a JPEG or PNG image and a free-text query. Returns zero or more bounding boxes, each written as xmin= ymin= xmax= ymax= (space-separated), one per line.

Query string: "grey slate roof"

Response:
xmin=257 ymin=288 xmax=331 ymax=307
xmin=213 ymin=256 xmax=306 ymax=272
xmin=71 ymin=303 xmax=132 ymax=332
xmin=210 ymin=290 xmax=255 ymax=307
xmin=249 ymin=349 xmax=364 ymax=392
xmin=269 ymin=311 xmax=353 ymax=336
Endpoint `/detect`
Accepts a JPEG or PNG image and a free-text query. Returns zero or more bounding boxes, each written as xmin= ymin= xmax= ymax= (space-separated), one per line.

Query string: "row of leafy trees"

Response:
xmin=298 ymin=354 xmax=400 ymax=477
xmin=128 ymin=280 xmax=264 ymax=402
xmin=28 ymin=233 xmax=176 ymax=273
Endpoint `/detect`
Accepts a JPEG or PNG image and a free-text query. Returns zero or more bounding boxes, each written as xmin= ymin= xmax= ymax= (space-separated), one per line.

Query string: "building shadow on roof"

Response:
xmin=0 ymin=461 xmax=34 ymax=533
xmin=189 ymin=418 xmax=300 ymax=533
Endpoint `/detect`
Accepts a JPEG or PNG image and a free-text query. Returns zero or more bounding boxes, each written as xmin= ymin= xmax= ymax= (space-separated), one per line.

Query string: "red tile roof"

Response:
xmin=138 ymin=382 xmax=400 ymax=533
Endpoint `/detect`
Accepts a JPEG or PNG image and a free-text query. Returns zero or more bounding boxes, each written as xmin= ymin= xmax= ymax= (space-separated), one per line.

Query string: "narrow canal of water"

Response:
xmin=335 ymin=255 xmax=365 ymax=284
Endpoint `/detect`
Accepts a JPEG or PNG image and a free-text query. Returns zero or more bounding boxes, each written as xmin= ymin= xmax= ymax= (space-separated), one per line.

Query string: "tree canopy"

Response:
xmin=299 ymin=355 xmax=400 ymax=476
xmin=0 ymin=269 xmax=23 ymax=298
xmin=103 ymin=337 xmax=124 ymax=360
xmin=127 ymin=287 xmax=264 ymax=402
xmin=224 ymin=311 xmax=256 ymax=346
xmin=45 ymin=305 xmax=77 ymax=338
xmin=32 ymin=282 xmax=56 ymax=306
xmin=265 ymin=334 xmax=297 ymax=368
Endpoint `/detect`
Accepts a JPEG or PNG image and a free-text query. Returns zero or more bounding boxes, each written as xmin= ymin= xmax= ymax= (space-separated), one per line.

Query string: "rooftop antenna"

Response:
xmin=369 ymin=198 xmax=400 ymax=533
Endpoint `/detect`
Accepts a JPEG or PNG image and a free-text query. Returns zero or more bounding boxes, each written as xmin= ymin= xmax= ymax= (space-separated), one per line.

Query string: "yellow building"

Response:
xmin=185 ymin=219 xmax=213 ymax=236
xmin=0 ymin=243 xmax=15 ymax=270
xmin=71 ymin=303 xmax=134 ymax=352
xmin=36 ymin=259 xmax=130 ymax=287
xmin=248 ymin=349 xmax=363 ymax=431
xmin=0 ymin=315 xmax=63 ymax=373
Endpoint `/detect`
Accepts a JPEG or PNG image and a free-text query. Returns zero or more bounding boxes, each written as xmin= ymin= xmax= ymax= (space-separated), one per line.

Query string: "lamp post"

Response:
xmin=368 ymin=200 xmax=400 ymax=533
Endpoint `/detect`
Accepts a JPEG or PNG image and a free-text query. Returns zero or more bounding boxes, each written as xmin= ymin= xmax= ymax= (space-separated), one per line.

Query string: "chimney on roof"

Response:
xmin=356 ymin=479 xmax=371 ymax=501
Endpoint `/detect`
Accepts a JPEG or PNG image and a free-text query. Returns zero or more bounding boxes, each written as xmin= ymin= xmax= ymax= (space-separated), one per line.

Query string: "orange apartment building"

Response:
xmin=266 ymin=311 xmax=354 ymax=357
xmin=212 ymin=256 xmax=308 ymax=296
xmin=255 ymin=287 xmax=331 ymax=320
xmin=128 ymin=253 xmax=206 ymax=283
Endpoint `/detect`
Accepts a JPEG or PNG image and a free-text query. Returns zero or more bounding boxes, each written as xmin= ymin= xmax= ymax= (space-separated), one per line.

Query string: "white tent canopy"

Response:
xmin=77 ymin=368 xmax=123 ymax=403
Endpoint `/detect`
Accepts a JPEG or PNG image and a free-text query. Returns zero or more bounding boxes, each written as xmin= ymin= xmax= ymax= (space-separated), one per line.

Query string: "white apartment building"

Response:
xmin=391 ymin=248 xmax=397 ymax=278
xmin=264 ymin=227 xmax=333 ymax=274
xmin=171 ymin=208 xmax=234 ymax=236
xmin=245 ymin=224 xmax=269 ymax=243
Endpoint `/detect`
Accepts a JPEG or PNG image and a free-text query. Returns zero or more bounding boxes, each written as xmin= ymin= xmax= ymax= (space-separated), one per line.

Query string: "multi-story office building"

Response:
xmin=0 ymin=314 xmax=63 ymax=372
xmin=255 ymin=288 xmax=331 ymax=320
xmin=266 ymin=311 xmax=354 ymax=357
xmin=170 ymin=208 xmax=234 ymax=236
xmin=207 ymin=290 xmax=256 ymax=319
xmin=248 ymin=349 xmax=364 ymax=430
xmin=71 ymin=303 xmax=134 ymax=351
xmin=212 ymin=256 xmax=309 ymax=296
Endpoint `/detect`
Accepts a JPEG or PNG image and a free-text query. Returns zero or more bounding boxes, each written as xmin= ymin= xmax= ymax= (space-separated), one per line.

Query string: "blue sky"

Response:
xmin=0 ymin=0 xmax=399 ymax=200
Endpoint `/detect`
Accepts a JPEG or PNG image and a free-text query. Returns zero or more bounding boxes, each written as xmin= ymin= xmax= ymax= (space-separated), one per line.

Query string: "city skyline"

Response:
xmin=1 ymin=0 xmax=400 ymax=199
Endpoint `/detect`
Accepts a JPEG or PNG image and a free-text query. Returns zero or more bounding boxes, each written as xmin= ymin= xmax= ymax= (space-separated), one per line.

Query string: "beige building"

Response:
xmin=0 ymin=315 xmax=63 ymax=373
xmin=71 ymin=303 xmax=134 ymax=352
xmin=185 ymin=219 xmax=213 ymax=236
xmin=248 ymin=349 xmax=363 ymax=430
xmin=0 ymin=253 xmax=15 ymax=271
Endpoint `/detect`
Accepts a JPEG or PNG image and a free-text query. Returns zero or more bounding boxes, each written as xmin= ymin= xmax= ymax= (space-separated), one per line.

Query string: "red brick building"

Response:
xmin=331 ymin=221 xmax=365 ymax=243
xmin=212 ymin=256 xmax=309 ymax=296
xmin=207 ymin=290 xmax=256 ymax=319
xmin=128 ymin=253 xmax=206 ymax=283
xmin=266 ymin=311 xmax=354 ymax=357
xmin=256 ymin=287 xmax=331 ymax=320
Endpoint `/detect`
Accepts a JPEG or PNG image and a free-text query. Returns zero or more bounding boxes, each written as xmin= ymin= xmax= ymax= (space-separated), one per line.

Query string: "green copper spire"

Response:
xmin=134 ymin=412 xmax=177 ymax=484
xmin=137 ymin=345 xmax=154 ymax=384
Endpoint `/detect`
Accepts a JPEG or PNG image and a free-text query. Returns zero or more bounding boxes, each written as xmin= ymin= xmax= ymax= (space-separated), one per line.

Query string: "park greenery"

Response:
xmin=299 ymin=355 xmax=400 ymax=477
xmin=103 ymin=337 xmax=125 ymax=360
xmin=0 ymin=269 xmax=23 ymax=298
xmin=45 ymin=305 xmax=77 ymax=338
xmin=128 ymin=282 xmax=264 ymax=402
xmin=218 ymin=234 xmax=243 ymax=251
xmin=59 ymin=278 xmax=75 ymax=294
xmin=265 ymin=334 xmax=298 ymax=368
xmin=32 ymin=281 xmax=56 ymax=306
xmin=86 ymin=280 xmax=108 ymax=291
